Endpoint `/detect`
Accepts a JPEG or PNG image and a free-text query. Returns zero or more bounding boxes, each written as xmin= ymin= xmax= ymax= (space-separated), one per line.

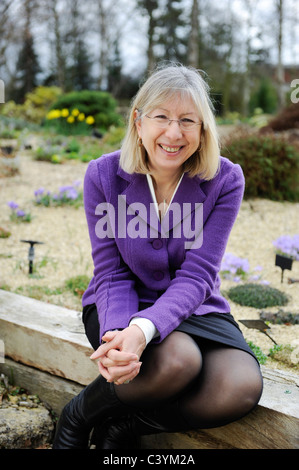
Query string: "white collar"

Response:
xmin=146 ymin=173 xmax=184 ymax=219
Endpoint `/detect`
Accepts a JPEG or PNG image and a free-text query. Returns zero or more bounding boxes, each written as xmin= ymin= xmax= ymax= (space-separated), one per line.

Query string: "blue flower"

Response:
xmin=34 ymin=187 xmax=45 ymax=197
xmin=7 ymin=201 xmax=19 ymax=210
xmin=16 ymin=210 xmax=25 ymax=217
xmin=273 ymin=235 xmax=299 ymax=260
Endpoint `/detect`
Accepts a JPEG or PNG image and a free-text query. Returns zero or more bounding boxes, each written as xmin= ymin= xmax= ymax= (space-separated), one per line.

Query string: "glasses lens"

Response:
xmin=180 ymin=121 xmax=196 ymax=130
xmin=154 ymin=117 xmax=168 ymax=127
xmin=147 ymin=116 xmax=200 ymax=131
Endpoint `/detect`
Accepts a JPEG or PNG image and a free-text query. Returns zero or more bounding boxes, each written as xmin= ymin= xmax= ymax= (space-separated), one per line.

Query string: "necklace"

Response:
xmin=154 ymin=174 xmax=183 ymax=219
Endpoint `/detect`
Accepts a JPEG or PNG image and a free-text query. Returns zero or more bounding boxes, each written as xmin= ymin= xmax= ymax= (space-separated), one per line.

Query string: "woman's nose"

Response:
xmin=164 ymin=120 xmax=183 ymax=139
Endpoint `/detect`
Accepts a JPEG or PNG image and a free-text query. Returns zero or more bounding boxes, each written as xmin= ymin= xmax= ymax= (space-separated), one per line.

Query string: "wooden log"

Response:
xmin=0 ymin=289 xmax=298 ymax=449
xmin=0 ymin=289 xmax=97 ymax=385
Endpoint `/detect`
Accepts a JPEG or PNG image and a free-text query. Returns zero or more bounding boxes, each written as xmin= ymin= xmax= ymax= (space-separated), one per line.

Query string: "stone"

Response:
xmin=0 ymin=404 xmax=54 ymax=449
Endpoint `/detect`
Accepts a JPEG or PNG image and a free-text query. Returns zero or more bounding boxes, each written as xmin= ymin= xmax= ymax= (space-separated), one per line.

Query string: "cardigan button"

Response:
xmin=152 ymin=239 xmax=163 ymax=250
xmin=153 ymin=271 xmax=164 ymax=281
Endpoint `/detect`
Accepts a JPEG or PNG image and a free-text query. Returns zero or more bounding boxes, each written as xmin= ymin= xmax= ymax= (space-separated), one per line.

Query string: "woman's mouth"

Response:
xmin=159 ymin=144 xmax=183 ymax=153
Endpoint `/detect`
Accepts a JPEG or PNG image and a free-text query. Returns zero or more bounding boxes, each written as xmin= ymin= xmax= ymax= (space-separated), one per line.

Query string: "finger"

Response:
xmin=106 ymin=348 xmax=138 ymax=363
xmin=107 ymin=361 xmax=142 ymax=384
xmin=114 ymin=363 xmax=142 ymax=385
xmin=96 ymin=360 xmax=113 ymax=382
xmin=101 ymin=331 xmax=118 ymax=342
xmin=90 ymin=340 xmax=118 ymax=360
xmin=101 ymin=354 xmax=136 ymax=369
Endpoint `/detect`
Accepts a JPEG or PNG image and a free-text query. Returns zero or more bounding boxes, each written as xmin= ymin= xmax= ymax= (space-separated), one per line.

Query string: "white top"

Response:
xmin=129 ymin=174 xmax=183 ymax=345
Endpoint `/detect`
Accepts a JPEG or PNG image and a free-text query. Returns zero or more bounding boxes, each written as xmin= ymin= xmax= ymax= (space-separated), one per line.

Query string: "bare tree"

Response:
xmin=46 ymin=0 xmax=66 ymax=90
xmin=188 ymin=0 xmax=200 ymax=67
xmin=276 ymin=0 xmax=285 ymax=108
xmin=0 ymin=0 xmax=20 ymax=82
xmin=137 ymin=0 xmax=159 ymax=72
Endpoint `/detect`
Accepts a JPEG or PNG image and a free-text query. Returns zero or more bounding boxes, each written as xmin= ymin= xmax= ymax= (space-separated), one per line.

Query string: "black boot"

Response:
xmin=53 ymin=375 xmax=130 ymax=449
xmin=96 ymin=402 xmax=191 ymax=449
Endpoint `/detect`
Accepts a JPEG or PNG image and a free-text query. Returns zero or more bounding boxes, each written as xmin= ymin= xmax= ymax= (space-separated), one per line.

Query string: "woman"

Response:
xmin=53 ymin=64 xmax=263 ymax=449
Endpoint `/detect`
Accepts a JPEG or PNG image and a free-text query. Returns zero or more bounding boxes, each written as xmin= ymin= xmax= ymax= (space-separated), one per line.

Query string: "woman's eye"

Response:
xmin=181 ymin=118 xmax=194 ymax=123
xmin=155 ymin=115 xmax=168 ymax=120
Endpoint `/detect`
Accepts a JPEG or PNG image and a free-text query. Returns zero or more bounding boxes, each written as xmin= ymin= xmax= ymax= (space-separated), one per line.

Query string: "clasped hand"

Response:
xmin=90 ymin=325 xmax=146 ymax=385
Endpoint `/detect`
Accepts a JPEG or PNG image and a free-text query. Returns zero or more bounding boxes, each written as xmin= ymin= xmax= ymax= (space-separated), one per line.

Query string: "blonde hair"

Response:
xmin=120 ymin=63 xmax=220 ymax=180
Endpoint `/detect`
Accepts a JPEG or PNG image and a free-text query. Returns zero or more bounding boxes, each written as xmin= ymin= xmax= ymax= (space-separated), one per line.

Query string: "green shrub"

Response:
xmin=65 ymin=275 xmax=90 ymax=297
xmin=222 ymin=133 xmax=299 ymax=201
xmin=227 ymin=283 xmax=289 ymax=308
xmin=102 ymin=126 xmax=126 ymax=146
xmin=2 ymin=86 xmax=62 ymax=124
xmin=46 ymin=90 xmax=123 ymax=134
xmin=266 ymin=103 xmax=299 ymax=132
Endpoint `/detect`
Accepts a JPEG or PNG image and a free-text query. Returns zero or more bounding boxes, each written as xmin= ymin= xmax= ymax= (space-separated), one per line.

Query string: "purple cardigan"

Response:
xmin=82 ymin=150 xmax=245 ymax=343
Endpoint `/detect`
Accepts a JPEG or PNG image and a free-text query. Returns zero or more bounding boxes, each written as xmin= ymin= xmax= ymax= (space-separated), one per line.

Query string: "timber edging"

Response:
xmin=0 ymin=289 xmax=298 ymax=449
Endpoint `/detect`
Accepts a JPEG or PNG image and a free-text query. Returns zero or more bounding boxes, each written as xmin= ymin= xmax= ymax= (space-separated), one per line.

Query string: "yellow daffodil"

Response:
xmin=86 ymin=116 xmax=95 ymax=125
xmin=67 ymin=116 xmax=75 ymax=123
xmin=71 ymin=108 xmax=80 ymax=117
xmin=61 ymin=108 xmax=69 ymax=117
xmin=78 ymin=113 xmax=85 ymax=121
xmin=46 ymin=109 xmax=61 ymax=120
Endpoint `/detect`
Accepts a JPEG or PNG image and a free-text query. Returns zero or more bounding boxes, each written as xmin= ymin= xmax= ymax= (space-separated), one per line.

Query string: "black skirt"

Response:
xmin=82 ymin=302 xmax=257 ymax=363
xmin=175 ymin=312 xmax=257 ymax=360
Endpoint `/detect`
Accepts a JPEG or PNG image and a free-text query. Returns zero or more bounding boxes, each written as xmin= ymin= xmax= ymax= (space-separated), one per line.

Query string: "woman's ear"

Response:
xmin=134 ymin=109 xmax=142 ymax=137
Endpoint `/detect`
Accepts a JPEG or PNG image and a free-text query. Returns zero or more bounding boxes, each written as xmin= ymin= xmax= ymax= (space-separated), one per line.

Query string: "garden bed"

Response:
xmin=0 ymin=137 xmax=298 ymax=374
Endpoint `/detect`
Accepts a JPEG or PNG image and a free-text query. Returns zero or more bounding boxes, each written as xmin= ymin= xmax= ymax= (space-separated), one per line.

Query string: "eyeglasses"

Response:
xmin=145 ymin=115 xmax=202 ymax=132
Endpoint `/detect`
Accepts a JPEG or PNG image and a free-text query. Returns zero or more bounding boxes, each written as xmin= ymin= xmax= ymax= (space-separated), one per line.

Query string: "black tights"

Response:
xmin=114 ymin=331 xmax=263 ymax=429
xmin=83 ymin=306 xmax=263 ymax=430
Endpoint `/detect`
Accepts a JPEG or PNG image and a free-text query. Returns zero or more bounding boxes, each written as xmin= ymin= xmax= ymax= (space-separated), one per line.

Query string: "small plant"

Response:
xmin=0 ymin=226 xmax=11 ymax=238
xmin=7 ymin=201 xmax=32 ymax=223
xmin=220 ymin=253 xmax=250 ymax=281
xmin=227 ymin=283 xmax=289 ymax=308
xmin=65 ymin=275 xmax=90 ymax=297
xmin=268 ymin=343 xmax=299 ymax=367
xmin=273 ymin=234 xmax=299 ymax=261
xmin=34 ymin=182 xmax=83 ymax=208
xmin=220 ymin=253 xmax=265 ymax=283
xmin=246 ymin=341 xmax=267 ymax=364
xmin=34 ymin=145 xmax=63 ymax=163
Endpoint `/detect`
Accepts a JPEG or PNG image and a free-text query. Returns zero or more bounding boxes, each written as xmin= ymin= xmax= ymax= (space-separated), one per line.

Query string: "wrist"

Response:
xmin=129 ymin=324 xmax=147 ymax=346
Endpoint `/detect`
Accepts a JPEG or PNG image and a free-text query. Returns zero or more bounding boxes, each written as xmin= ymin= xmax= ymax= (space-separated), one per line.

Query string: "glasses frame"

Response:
xmin=144 ymin=115 xmax=202 ymax=132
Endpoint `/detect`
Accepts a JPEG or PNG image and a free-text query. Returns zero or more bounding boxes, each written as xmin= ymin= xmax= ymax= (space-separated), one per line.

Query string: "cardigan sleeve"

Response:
xmin=128 ymin=163 xmax=245 ymax=342
xmin=83 ymin=159 xmax=139 ymax=340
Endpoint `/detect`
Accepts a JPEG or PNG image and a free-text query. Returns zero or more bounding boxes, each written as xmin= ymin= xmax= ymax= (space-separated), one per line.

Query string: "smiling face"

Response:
xmin=135 ymin=94 xmax=202 ymax=177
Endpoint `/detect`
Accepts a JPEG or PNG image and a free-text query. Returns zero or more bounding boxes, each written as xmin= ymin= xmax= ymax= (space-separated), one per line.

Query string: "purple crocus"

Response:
xmin=7 ymin=201 xmax=19 ymax=210
xmin=66 ymin=188 xmax=78 ymax=200
xmin=16 ymin=210 xmax=25 ymax=217
xmin=273 ymin=235 xmax=299 ymax=260
xmin=221 ymin=253 xmax=249 ymax=275
xmin=34 ymin=188 xmax=45 ymax=197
